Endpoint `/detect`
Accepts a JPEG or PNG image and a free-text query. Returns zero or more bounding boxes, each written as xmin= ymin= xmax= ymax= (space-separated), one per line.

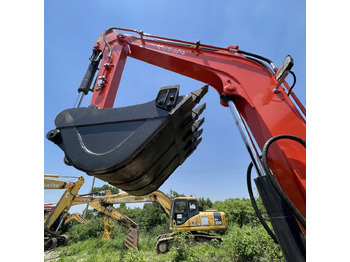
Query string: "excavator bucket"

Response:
xmin=125 ymin=228 xmax=139 ymax=250
xmin=47 ymin=84 xmax=208 ymax=195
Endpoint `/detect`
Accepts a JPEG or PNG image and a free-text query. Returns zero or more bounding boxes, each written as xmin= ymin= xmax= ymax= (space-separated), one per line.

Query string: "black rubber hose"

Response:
xmin=237 ymin=50 xmax=275 ymax=70
xmin=246 ymin=162 xmax=279 ymax=244
xmin=262 ymin=135 xmax=306 ymax=229
xmin=287 ymin=71 xmax=296 ymax=96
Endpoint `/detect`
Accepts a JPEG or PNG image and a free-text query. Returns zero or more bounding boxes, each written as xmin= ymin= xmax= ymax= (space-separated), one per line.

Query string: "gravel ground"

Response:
xmin=44 ymin=250 xmax=61 ymax=261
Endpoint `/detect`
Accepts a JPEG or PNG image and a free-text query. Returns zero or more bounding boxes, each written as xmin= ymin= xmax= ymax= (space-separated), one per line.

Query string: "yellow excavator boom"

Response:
xmin=88 ymin=200 xmax=139 ymax=249
xmin=44 ymin=176 xmax=139 ymax=250
xmin=101 ymin=190 xmax=172 ymax=218
xmin=44 ymin=175 xmax=85 ymax=228
xmin=65 ymin=189 xmax=140 ymax=249
xmin=64 ymin=213 xmax=89 ymax=227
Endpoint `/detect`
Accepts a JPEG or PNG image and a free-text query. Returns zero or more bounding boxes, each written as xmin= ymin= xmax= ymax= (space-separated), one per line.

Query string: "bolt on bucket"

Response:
xmin=47 ymin=84 xmax=208 ymax=195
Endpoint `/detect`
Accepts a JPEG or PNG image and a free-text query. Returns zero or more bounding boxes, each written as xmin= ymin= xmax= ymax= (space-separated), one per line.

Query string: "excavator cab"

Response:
xmin=171 ymin=198 xmax=200 ymax=226
xmin=47 ymin=85 xmax=207 ymax=196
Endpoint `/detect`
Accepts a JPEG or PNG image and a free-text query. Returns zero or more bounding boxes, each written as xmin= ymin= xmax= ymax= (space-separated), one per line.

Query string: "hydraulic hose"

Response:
xmin=246 ymin=162 xmax=279 ymax=244
xmin=237 ymin=50 xmax=276 ymax=70
xmin=287 ymin=71 xmax=296 ymax=96
xmin=261 ymin=135 xmax=306 ymax=229
xmin=102 ymin=27 xmax=277 ymax=72
xmin=103 ymin=27 xmax=119 ymax=57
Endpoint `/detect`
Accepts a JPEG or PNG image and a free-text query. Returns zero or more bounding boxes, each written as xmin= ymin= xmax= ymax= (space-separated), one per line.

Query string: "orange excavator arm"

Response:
xmin=48 ymin=27 xmax=305 ymax=216
xmin=94 ymin=28 xmax=305 ymax=222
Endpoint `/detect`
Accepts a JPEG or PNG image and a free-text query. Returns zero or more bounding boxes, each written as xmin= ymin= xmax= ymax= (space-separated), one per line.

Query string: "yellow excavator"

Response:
xmin=44 ymin=174 xmax=226 ymax=253
xmin=80 ymin=190 xmax=228 ymax=253
xmin=44 ymin=174 xmax=85 ymax=250
xmin=70 ymin=191 xmax=139 ymax=249
xmin=44 ymin=174 xmax=139 ymax=250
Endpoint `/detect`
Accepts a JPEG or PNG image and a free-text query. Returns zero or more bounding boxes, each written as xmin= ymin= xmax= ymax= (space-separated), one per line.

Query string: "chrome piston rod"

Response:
xmin=227 ymin=100 xmax=266 ymax=177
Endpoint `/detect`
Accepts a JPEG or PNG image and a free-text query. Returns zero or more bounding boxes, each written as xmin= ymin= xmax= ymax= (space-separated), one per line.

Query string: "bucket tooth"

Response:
xmin=193 ymin=129 xmax=203 ymax=141
xmin=184 ymin=137 xmax=202 ymax=159
xmin=192 ymin=117 xmax=205 ymax=132
xmin=183 ymin=103 xmax=206 ymax=132
xmin=47 ymin=84 xmax=208 ymax=195
xmin=190 ymin=84 xmax=208 ymax=102
xmin=192 ymin=103 xmax=206 ymax=117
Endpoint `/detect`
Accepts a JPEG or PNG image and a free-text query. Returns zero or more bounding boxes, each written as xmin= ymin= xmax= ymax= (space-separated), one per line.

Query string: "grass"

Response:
xmin=55 ymin=237 xmax=173 ymax=262
xmin=52 ymin=224 xmax=284 ymax=262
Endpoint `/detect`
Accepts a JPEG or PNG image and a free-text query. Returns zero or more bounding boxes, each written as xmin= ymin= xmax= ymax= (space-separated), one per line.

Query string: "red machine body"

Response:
xmin=44 ymin=203 xmax=56 ymax=212
xmin=88 ymin=28 xmax=306 ymax=223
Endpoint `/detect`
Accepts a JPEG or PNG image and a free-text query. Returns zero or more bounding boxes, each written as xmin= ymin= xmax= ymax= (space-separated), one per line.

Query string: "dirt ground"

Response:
xmin=44 ymin=250 xmax=61 ymax=261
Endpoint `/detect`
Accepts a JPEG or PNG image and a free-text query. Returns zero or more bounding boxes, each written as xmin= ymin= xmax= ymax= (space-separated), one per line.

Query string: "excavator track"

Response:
xmin=156 ymin=232 xmax=222 ymax=254
xmin=44 ymin=236 xmax=57 ymax=251
xmin=57 ymin=234 xmax=70 ymax=247
xmin=44 ymin=235 xmax=69 ymax=251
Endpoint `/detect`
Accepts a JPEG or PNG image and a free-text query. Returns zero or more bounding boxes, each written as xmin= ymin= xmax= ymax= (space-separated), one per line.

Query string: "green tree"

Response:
xmin=92 ymin=184 xmax=119 ymax=196
xmin=116 ymin=202 xmax=168 ymax=232
xmin=213 ymin=198 xmax=261 ymax=227
xmin=197 ymin=197 xmax=214 ymax=211
xmin=141 ymin=203 xmax=168 ymax=231
xmin=167 ymin=189 xmax=185 ymax=199
xmin=83 ymin=209 xmax=95 ymax=220
xmin=116 ymin=204 xmax=143 ymax=222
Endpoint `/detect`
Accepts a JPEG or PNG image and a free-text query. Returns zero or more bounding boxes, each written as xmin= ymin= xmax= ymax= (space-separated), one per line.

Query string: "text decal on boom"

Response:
xmin=157 ymin=45 xmax=185 ymax=55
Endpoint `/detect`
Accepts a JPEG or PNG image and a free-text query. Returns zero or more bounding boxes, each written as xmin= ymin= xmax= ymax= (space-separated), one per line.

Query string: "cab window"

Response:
xmin=189 ymin=200 xmax=197 ymax=212
xmin=174 ymin=200 xmax=188 ymax=225
xmin=174 ymin=200 xmax=187 ymax=213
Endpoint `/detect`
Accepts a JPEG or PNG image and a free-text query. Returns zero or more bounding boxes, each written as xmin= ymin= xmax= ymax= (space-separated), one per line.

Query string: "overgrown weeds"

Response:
xmin=55 ymin=222 xmax=284 ymax=261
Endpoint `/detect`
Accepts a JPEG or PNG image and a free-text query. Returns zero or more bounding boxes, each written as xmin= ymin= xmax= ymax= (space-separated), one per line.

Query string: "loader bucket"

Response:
xmin=47 ymin=84 xmax=208 ymax=195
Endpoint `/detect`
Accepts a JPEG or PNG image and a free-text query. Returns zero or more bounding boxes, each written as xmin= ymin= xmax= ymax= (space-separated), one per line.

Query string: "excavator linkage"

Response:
xmin=47 ymin=84 xmax=207 ymax=195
